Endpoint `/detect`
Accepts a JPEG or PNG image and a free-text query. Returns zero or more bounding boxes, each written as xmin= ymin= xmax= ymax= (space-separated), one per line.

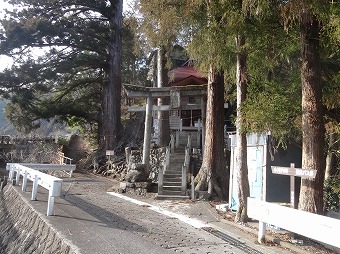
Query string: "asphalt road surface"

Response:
xmin=4 ymin=170 xmax=297 ymax=254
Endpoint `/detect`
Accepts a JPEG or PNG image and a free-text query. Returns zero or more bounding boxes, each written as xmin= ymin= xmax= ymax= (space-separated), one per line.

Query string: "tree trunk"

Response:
xmin=157 ymin=47 xmax=170 ymax=147
xmin=298 ymin=9 xmax=325 ymax=214
xmin=100 ymin=1 xmax=123 ymax=151
xmin=194 ymin=66 xmax=227 ymax=200
xmin=234 ymin=34 xmax=250 ymax=223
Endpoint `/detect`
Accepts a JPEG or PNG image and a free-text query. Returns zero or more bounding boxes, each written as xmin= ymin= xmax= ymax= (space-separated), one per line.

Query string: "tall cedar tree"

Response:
xmin=244 ymin=0 xmax=339 ymax=213
xmin=0 ymin=0 xmax=122 ymax=151
xmin=298 ymin=6 xmax=325 ymax=214
xmin=279 ymin=0 xmax=338 ymax=214
xmin=235 ymin=34 xmax=250 ymax=222
xmin=191 ymin=0 xmax=228 ymax=200
xmin=157 ymin=46 xmax=170 ymax=147
xmin=194 ymin=65 xmax=227 ymax=200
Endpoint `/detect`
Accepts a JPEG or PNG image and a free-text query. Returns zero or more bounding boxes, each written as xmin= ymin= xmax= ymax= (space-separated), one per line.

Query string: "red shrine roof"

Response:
xmin=168 ymin=66 xmax=207 ymax=87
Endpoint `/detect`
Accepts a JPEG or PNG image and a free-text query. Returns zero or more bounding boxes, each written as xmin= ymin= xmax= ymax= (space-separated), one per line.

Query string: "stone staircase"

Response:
xmin=175 ymin=131 xmax=200 ymax=148
xmin=155 ymin=131 xmax=202 ymax=200
xmin=156 ymin=149 xmax=190 ymax=200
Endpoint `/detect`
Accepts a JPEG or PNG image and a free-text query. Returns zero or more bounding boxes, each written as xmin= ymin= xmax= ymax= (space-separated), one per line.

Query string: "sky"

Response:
xmin=0 ymin=0 xmax=13 ymax=70
xmin=0 ymin=0 xmax=133 ymax=71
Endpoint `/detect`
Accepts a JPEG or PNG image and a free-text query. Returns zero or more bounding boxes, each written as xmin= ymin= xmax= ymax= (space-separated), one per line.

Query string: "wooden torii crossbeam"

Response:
xmin=124 ymin=84 xmax=207 ymax=169
xmin=124 ymin=84 xmax=207 ymax=98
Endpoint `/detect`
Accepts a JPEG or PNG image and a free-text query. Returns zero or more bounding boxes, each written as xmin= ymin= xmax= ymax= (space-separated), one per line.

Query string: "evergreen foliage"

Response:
xmin=0 ymin=0 xmax=115 ymax=135
xmin=0 ymin=1 xmax=147 ymax=145
xmin=1 ymin=0 xmax=339 ymax=212
xmin=324 ymin=175 xmax=340 ymax=212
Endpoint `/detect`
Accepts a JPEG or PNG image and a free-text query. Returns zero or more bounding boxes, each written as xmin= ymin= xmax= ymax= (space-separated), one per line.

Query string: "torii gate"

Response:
xmin=124 ymin=84 xmax=207 ymax=169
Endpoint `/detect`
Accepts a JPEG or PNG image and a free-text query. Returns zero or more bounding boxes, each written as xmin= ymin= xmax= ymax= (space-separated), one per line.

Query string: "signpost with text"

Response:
xmin=271 ymin=163 xmax=317 ymax=239
xmin=271 ymin=163 xmax=317 ymax=210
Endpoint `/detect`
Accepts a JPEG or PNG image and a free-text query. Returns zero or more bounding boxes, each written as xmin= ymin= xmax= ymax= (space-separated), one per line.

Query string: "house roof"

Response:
xmin=168 ymin=66 xmax=207 ymax=86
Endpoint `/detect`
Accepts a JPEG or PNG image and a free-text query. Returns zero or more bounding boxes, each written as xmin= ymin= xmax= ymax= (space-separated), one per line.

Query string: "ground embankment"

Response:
xmin=0 ymin=185 xmax=77 ymax=254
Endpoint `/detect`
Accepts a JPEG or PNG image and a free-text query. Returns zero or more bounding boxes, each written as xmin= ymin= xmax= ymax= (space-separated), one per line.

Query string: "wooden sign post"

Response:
xmin=106 ymin=150 xmax=115 ymax=162
xmin=271 ymin=163 xmax=317 ymax=239
xmin=271 ymin=163 xmax=317 ymax=209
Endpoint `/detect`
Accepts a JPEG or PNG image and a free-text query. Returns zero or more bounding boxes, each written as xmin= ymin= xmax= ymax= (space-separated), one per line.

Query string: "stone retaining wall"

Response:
xmin=0 ymin=186 xmax=77 ymax=254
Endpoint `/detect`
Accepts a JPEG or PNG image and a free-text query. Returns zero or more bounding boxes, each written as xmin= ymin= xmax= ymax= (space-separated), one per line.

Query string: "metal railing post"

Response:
xmin=47 ymin=195 xmax=55 ymax=216
xmin=181 ymin=147 xmax=190 ymax=195
xmin=197 ymin=119 xmax=201 ymax=147
xmin=170 ymin=134 xmax=175 ymax=153
xmin=15 ymin=167 xmax=20 ymax=186
xmin=158 ymin=165 xmax=164 ymax=195
xmin=191 ymin=175 xmax=195 ymax=200
xmin=187 ymin=133 xmax=192 ymax=151
xmin=165 ymin=146 xmax=170 ymax=173
xmin=181 ymin=165 xmax=186 ymax=195
xmin=22 ymin=170 xmax=28 ymax=192
xmin=31 ymin=174 xmax=39 ymax=200
xmin=159 ymin=146 xmax=170 ymax=195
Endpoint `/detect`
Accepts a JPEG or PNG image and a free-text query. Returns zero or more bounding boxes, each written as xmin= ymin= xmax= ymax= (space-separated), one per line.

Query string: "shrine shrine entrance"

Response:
xmin=124 ymin=84 xmax=207 ymax=169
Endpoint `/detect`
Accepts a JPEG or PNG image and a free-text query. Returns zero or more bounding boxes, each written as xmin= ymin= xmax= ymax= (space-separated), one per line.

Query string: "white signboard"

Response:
xmin=170 ymin=90 xmax=181 ymax=108
xmin=106 ymin=150 xmax=115 ymax=156
xmin=271 ymin=166 xmax=317 ymax=179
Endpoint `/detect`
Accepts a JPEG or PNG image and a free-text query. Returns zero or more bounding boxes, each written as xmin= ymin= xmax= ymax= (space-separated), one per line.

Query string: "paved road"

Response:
xmin=11 ymin=172 xmax=295 ymax=254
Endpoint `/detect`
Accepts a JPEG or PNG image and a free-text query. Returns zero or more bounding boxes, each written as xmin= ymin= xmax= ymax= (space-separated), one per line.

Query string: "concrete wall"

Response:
xmin=0 ymin=186 xmax=77 ymax=254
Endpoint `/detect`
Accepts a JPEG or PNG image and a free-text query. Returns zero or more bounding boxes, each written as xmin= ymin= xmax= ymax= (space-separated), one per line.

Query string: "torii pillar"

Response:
xmin=142 ymin=95 xmax=152 ymax=170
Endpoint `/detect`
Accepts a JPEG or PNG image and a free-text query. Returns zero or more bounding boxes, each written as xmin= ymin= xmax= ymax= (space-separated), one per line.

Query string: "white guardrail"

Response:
xmin=17 ymin=163 xmax=76 ymax=178
xmin=247 ymin=197 xmax=340 ymax=248
xmin=6 ymin=163 xmax=72 ymax=216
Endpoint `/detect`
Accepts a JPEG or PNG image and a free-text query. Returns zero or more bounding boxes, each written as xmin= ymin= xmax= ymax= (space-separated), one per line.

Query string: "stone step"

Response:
xmin=163 ymin=180 xmax=181 ymax=185
xmin=164 ymin=175 xmax=182 ymax=180
xmin=169 ymin=158 xmax=186 ymax=163
xmin=162 ymin=190 xmax=183 ymax=195
xmin=170 ymin=152 xmax=186 ymax=155
xmin=155 ymin=194 xmax=190 ymax=200
xmin=177 ymin=133 xmax=198 ymax=142
xmin=168 ymin=165 xmax=183 ymax=169
xmin=164 ymin=170 xmax=182 ymax=175
xmin=168 ymin=162 xmax=185 ymax=167
xmin=164 ymin=171 xmax=182 ymax=176
xmin=163 ymin=176 xmax=181 ymax=182
xmin=158 ymin=189 xmax=185 ymax=196
xmin=163 ymin=181 xmax=182 ymax=186
xmin=163 ymin=186 xmax=182 ymax=192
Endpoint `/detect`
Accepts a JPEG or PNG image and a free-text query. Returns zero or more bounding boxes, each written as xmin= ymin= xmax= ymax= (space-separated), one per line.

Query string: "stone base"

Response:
xmin=118 ymin=181 xmax=152 ymax=196
xmin=196 ymin=190 xmax=210 ymax=200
